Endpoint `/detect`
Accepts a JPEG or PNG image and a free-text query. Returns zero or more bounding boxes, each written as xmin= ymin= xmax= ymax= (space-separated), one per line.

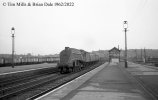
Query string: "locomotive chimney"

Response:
xmin=65 ymin=47 xmax=69 ymax=51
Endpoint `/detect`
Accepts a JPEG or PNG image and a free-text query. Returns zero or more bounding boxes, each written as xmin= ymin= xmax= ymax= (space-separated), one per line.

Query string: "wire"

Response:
xmin=129 ymin=0 xmax=148 ymax=24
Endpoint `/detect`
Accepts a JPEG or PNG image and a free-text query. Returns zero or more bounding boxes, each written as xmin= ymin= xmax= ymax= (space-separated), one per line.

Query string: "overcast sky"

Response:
xmin=0 ymin=0 xmax=158 ymax=55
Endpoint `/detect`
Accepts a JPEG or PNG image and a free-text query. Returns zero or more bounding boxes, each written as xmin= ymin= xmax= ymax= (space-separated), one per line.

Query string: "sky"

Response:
xmin=0 ymin=0 xmax=158 ymax=55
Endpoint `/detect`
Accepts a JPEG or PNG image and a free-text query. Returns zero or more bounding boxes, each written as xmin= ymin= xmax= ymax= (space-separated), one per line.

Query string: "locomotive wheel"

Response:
xmin=69 ymin=67 xmax=73 ymax=72
xmin=66 ymin=67 xmax=69 ymax=73
xmin=60 ymin=67 xmax=63 ymax=74
xmin=72 ymin=67 xmax=75 ymax=72
xmin=63 ymin=67 xmax=66 ymax=73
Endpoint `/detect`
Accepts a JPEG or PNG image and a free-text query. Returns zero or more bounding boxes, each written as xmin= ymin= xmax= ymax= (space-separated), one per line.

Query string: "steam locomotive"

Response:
xmin=58 ymin=47 xmax=101 ymax=73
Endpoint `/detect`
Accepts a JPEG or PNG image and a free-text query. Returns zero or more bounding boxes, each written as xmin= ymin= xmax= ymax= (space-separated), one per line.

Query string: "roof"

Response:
xmin=108 ymin=47 xmax=120 ymax=52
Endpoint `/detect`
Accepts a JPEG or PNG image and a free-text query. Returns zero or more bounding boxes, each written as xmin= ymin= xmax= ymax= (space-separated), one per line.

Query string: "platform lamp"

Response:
xmin=11 ymin=27 xmax=15 ymax=68
xmin=123 ymin=21 xmax=128 ymax=68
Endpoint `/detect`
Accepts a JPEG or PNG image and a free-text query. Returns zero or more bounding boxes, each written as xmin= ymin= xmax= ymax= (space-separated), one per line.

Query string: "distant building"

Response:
xmin=108 ymin=47 xmax=120 ymax=63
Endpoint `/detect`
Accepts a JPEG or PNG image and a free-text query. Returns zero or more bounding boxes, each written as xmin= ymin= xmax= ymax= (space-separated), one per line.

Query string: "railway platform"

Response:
xmin=0 ymin=63 xmax=57 ymax=75
xmin=36 ymin=62 xmax=155 ymax=100
xmin=126 ymin=62 xmax=158 ymax=99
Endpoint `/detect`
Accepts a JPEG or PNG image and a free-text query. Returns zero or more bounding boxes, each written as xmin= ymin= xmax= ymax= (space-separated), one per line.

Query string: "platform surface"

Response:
xmin=0 ymin=63 xmax=57 ymax=75
xmin=36 ymin=62 xmax=153 ymax=100
xmin=126 ymin=62 xmax=158 ymax=98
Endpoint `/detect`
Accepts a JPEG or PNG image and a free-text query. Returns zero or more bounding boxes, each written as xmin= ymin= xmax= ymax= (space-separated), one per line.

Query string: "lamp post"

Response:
xmin=11 ymin=27 xmax=15 ymax=68
xmin=123 ymin=21 xmax=128 ymax=68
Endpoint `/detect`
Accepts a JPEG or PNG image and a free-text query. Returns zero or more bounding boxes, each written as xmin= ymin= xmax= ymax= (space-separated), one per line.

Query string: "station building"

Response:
xmin=108 ymin=47 xmax=120 ymax=63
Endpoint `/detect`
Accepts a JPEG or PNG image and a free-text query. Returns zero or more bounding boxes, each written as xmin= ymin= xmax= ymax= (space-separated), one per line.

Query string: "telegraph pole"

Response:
xmin=144 ymin=48 xmax=146 ymax=63
xmin=11 ymin=27 xmax=15 ymax=68
xmin=135 ymin=49 xmax=137 ymax=62
xmin=141 ymin=48 xmax=143 ymax=61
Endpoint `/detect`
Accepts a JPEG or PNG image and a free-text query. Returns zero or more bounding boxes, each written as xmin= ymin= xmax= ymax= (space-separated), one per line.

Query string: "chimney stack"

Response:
xmin=65 ymin=47 xmax=69 ymax=50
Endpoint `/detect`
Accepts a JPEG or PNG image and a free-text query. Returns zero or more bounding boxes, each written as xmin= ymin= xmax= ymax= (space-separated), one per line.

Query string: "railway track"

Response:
xmin=0 ymin=62 xmax=103 ymax=100
xmin=0 ymin=67 xmax=59 ymax=100
xmin=0 ymin=74 xmax=61 ymax=99
xmin=0 ymin=67 xmax=58 ymax=88
xmin=0 ymin=72 xmax=54 ymax=89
